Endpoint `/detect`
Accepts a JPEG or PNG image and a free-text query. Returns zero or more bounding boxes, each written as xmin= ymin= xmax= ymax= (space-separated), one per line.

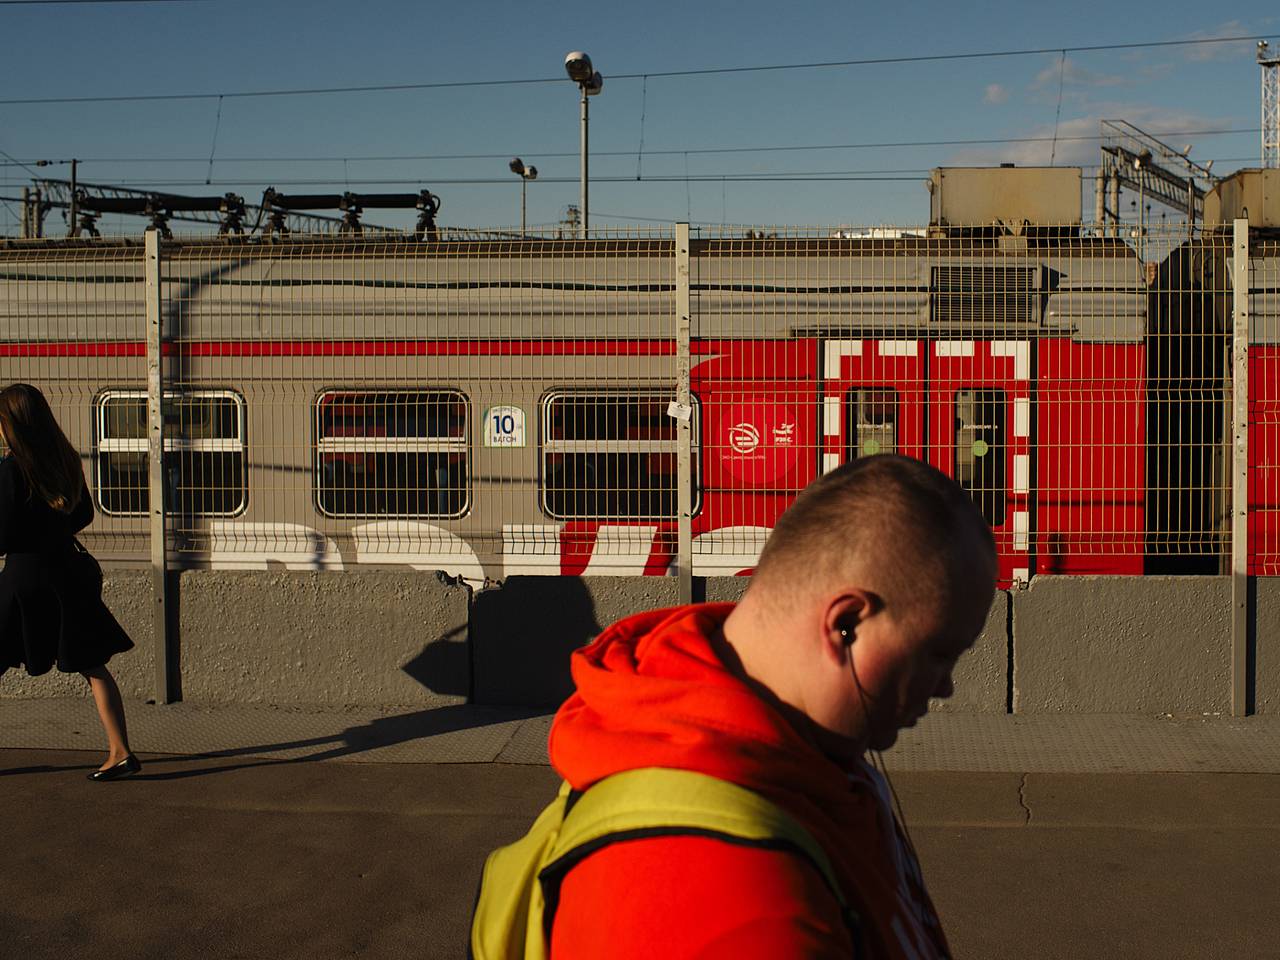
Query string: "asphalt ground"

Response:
xmin=1 ymin=703 xmax=1278 ymax=959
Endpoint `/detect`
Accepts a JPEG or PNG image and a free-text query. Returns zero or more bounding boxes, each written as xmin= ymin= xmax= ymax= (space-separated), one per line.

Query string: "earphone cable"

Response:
xmin=847 ymin=648 xmax=947 ymax=955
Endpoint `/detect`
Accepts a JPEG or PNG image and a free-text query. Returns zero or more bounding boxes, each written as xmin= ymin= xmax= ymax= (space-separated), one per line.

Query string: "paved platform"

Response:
xmin=4 ymin=699 xmax=1280 ymax=958
xmin=2 ymin=697 xmax=1278 ymax=771
xmin=0 ymin=748 xmax=1276 ymax=960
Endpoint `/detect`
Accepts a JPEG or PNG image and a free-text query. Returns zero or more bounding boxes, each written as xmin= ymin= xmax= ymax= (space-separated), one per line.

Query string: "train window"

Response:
xmin=844 ymin=388 xmax=898 ymax=460
xmin=95 ymin=390 xmax=246 ymax=517
xmin=540 ymin=392 xmax=697 ymax=520
xmin=315 ymin=390 xmax=468 ymax=519
xmin=954 ymin=389 xmax=1006 ymax=527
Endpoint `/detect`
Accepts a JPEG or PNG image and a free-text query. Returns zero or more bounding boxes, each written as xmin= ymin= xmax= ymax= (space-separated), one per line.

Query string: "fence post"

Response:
xmin=144 ymin=229 xmax=175 ymax=704
xmin=674 ymin=223 xmax=694 ymax=604
xmin=1230 ymin=217 xmax=1251 ymax=717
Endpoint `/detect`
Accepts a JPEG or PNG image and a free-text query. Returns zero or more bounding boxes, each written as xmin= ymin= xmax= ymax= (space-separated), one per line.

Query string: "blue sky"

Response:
xmin=0 ymin=0 xmax=1276 ymax=233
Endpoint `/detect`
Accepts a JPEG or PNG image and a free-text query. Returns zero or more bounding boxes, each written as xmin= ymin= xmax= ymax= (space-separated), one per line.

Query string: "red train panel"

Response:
xmin=1036 ymin=341 xmax=1146 ymax=575
xmin=1249 ymin=346 xmax=1280 ymax=575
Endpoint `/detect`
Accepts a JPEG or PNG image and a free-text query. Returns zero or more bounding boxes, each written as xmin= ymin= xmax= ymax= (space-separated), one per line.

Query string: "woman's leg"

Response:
xmin=81 ymin=665 xmax=132 ymax=770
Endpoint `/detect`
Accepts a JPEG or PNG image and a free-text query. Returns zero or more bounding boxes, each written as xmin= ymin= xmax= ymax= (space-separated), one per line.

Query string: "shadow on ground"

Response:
xmin=0 ymin=703 xmax=550 ymax=780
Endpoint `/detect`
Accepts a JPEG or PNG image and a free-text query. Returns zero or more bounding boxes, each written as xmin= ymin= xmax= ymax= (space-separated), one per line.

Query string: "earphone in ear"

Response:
xmin=839 ymin=627 xmax=854 ymax=648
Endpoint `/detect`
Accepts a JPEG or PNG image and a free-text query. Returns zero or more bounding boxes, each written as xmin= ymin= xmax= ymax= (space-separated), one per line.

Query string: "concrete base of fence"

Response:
xmin=1012 ymin=577 xmax=1232 ymax=713
xmin=471 ymin=576 xmax=683 ymax=707
xmin=1 ymin=571 xmax=469 ymax=710
xmin=469 ymin=577 xmax=1011 ymax=711
xmin=4 ymin=571 xmax=1272 ymax=716
xmin=178 ymin=571 xmax=470 ymax=708
xmin=932 ymin=591 xmax=1009 ymax=713
xmin=0 ymin=570 xmax=156 ymax=702
xmin=1256 ymin=579 xmax=1279 ymax=714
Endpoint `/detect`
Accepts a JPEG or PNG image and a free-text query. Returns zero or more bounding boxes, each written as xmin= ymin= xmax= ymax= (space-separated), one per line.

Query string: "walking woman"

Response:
xmin=0 ymin=383 xmax=139 ymax=781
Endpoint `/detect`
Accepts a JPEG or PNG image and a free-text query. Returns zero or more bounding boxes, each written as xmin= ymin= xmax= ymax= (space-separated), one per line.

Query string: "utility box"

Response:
xmin=929 ymin=167 xmax=1082 ymax=228
xmin=1204 ymin=169 xmax=1280 ymax=227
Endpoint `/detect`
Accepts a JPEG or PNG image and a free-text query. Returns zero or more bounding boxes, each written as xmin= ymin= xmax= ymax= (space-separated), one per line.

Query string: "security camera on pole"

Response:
xmin=564 ymin=51 xmax=603 ymax=238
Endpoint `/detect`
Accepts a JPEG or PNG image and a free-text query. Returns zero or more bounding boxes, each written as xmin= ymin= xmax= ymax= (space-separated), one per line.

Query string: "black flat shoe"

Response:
xmin=87 ymin=755 xmax=141 ymax=782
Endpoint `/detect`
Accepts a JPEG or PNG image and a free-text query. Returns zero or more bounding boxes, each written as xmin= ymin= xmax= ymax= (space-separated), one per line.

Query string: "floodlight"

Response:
xmin=564 ymin=51 xmax=594 ymax=84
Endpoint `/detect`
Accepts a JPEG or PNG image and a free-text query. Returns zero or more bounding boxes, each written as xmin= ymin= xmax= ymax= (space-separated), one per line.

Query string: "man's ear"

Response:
xmin=821 ymin=589 xmax=881 ymax=662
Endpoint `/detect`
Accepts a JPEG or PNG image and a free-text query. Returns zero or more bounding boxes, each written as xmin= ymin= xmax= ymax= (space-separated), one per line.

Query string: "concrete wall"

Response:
xmin=1256 ymin=579 xmax=1279 ymax=714
xmin=471 ymin=576 xmax=681 ymax=706
xmin=3 ymin=571 xmax=1272 ymax=714
xmin=1013 ymin=577 xmax=1232 ymax=713
xmin=470 ymin=575 xmax=1013 ymax=710
xmin=2 ymin=570 xmax=468 ymax=709
xmin=0 ymin=570 xmax=155 ymax=701
xmin=931 ymin=591 xmax=1009 ymax=713
xmin=179 ymin=571 xmax=469 ymax=708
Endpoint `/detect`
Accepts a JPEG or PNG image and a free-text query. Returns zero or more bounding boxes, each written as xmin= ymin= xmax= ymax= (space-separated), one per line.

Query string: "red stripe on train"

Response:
xmin=0 ymin=340 xmax=714 ymax=358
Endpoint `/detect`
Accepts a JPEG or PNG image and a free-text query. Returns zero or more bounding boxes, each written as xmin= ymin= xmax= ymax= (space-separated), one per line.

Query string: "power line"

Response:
xmin=36 ymin=175 xmax=926 ymax=190
xmin=0 ymin=146 xmax=42 ymax=178
xmin=1 ymin=128 xmax=1260 ymax=167
xmin=0 ymin=0 xmax=211 ymax=3
xmin=0 ymin=35 xmax=1271 ymax=106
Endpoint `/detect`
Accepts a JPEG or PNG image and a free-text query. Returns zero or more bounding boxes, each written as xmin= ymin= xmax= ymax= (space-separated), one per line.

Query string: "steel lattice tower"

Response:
xmin=1262 ymin=41 xmax=1279 ymax=168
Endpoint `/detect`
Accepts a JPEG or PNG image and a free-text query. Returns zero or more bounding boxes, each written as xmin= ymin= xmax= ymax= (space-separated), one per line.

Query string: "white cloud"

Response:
xmin=983 ymin=84 xmax=1009 ymax=105
xmin=1031 ymin=56 xmax=1129 ymax=91
xmin=1183 ymin=21 xmax=1259 ymax=62
xmin=944 ymin=106 xmax=1238 ymax=170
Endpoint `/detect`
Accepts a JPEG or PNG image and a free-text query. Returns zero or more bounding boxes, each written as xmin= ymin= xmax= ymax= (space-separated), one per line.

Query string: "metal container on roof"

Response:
xmin=929 ymin=166 xmax=1082 ymax=229
xmin=1203 ymin=169 xmax=1280 ymax=227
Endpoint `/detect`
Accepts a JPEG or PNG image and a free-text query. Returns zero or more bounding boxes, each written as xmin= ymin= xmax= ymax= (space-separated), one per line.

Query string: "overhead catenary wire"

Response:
xmin=1049 ymin=50 xmax=1070 ymax=166
xmin=0 ymin=0 xmax=213 ymax=4
xmin=34 ymin=174 xmax=931 ymax=188
xmin=0 ymin=128 xmax=1262 ymax=166
xmin=0 ymin=35 xmax=1272 ymax=106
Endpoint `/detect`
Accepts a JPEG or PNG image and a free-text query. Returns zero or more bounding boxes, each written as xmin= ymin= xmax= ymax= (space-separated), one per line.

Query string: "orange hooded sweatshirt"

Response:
xmin=547 ymin=603 xmax=952 ymax=960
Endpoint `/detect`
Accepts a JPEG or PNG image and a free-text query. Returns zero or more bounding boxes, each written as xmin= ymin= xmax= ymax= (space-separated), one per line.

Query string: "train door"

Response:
xmin=822 ymin=337 xmax=1031 ymax=586
xmin=820 ymin=336 xmax=926 ymax=470
xmin=927 ymin=340 xmax=1032 ymax=585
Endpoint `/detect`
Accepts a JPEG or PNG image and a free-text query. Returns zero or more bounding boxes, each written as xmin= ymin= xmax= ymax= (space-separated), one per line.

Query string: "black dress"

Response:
xmin=0 ymin=456 xmax=133 ymax=677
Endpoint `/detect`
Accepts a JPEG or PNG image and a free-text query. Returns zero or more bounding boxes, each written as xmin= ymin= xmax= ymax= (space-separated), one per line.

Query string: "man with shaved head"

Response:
xmin=500 ymin=455 xmax=996 ymax=959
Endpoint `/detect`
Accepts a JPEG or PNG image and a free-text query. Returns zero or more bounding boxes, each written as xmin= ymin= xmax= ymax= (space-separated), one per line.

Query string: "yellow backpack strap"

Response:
xmin=537 ymin=768 xmax=862 ymax=951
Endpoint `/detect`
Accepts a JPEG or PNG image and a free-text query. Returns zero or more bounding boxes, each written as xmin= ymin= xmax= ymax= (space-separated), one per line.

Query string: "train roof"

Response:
xmin=0 ymin=232 xmax=1150 ymax=343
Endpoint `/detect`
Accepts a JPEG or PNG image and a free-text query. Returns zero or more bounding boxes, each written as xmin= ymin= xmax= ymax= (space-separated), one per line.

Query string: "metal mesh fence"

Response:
xmin=156 ymin=231 xmax=678 ymax=579
xmin=0 ymin=222 xmax=1268 ymax=584
xmin=0 ymin=240 xmax=147 ymax=557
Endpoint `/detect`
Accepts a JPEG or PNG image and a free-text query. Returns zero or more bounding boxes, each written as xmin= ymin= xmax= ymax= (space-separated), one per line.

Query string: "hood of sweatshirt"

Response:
xmin=550 ymin=603 xmax=872 ymax=836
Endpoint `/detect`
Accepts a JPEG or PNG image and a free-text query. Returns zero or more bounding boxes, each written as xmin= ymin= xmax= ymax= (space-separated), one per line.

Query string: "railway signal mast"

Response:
xmin=1097 ymin=120 xmax=1215 ymax=246
xmin=1262 ymin=41 xmax=1279 ymax=168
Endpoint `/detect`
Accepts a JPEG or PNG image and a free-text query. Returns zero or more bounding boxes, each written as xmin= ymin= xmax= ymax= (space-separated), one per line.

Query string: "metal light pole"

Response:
xmin=564 ymin=52 xmax=603 ymax=237
xmin=579 ymin=88 xmax=588 ymax=234
xmin=1133 ymin=150 xmax=1151 ymax=261
xmin=509 ymin=158 xmax=538 ymax=235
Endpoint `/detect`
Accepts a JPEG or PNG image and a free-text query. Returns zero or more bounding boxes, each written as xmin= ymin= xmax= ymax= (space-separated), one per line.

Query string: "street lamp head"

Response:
xmin=564 ymin=51 xmax=594 ymax=84
xmin=584 ymin=72 xmax=603 ymax=96
xmin=509 ymin=157 xmax=525 ymax=175
xmin=526 ymin=166 xmax=538 ymax=181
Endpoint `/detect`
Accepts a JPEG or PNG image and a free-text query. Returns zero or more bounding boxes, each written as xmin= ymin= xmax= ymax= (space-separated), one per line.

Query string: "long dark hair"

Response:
xmin=0 ymin=383 xmax=84 ymax=513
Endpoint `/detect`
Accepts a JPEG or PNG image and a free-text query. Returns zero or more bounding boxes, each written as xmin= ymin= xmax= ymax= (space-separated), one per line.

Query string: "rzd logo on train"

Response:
xmin=728 ymin=422 xmax=761 ymax=455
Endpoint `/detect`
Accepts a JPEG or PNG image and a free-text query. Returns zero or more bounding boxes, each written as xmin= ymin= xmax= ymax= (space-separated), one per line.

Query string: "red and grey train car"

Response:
xmin=0 ymin=167 xmax=1192 ymax=586
xmin=0 ymin=221 xmax=1152 ymax=586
